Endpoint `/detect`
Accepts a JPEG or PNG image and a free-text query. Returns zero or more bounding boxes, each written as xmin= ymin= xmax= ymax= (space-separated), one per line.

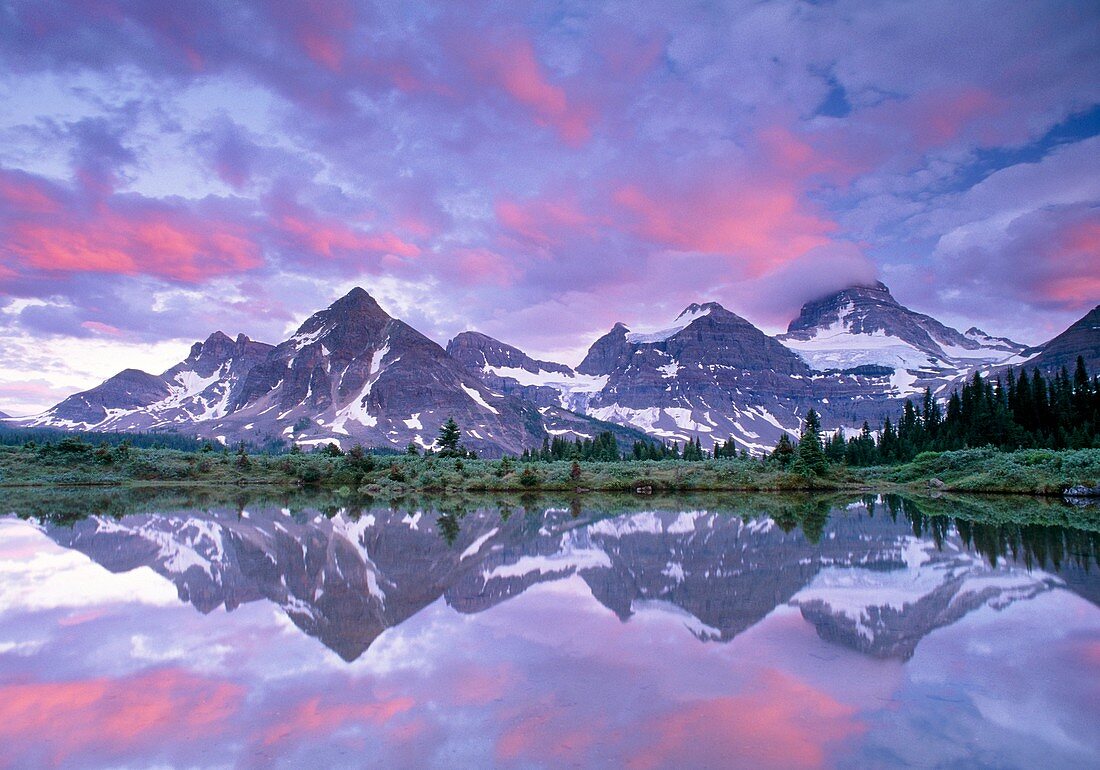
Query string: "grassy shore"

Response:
xmin=1 ymin=442 xmax=1098 ymax=499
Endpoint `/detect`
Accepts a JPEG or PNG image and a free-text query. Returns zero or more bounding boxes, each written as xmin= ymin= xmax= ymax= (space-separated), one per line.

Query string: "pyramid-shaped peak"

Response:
xmin=204 ymin=330 xmax=234 ymax=345
xmin=328 ymin=286 xmax=388 ymax=315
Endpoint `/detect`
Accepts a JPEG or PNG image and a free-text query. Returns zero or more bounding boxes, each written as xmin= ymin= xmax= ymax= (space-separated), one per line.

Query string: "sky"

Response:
xmin=0 ymin=0 xmax=1098 ymax=415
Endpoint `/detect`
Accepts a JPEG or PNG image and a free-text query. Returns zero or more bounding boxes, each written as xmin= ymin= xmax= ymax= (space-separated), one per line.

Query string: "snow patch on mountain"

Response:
xmin=625 ymin=304 xmax=713 ymax=343
xmin=461 ymin=384 xmax=499 ymax=414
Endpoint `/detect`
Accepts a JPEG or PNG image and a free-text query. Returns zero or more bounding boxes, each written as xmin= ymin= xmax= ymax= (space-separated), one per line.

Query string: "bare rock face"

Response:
xmin=20 ymin=284 xmax=1094 ymax=456
xmin=36 ymin=369 xmax=174 ymax=428
xmin=447 ymin=331 xmax=572 ymax=376
xmin=577 ymin=323 xmax=632 ymax=376
xmin=1016 ymin=304 xmax=1100 ymax=373
xmin=203 ymin=289 xmax=558 ymax=455
xmin=530 ymin=302 xmax=899 ymax=453
xmin=26 ymin=330 xmax=274 ymax=433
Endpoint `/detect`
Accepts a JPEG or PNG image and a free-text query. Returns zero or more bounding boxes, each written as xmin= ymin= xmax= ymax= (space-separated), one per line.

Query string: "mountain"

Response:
xmin=24 ymin=288 xmax=637 ymax=456
xmin=447 ymin=331 xmax=608 ymax=412
xmin=778 ymin=282 xmax=1025 ymax=371
xmin=1006 ymin=304 xmax=1100 ymax=374
xmin=456 ymin=302 xmax=902 ymax=453
xmin=30 ymin=332 xmax=273 ymax=432
xmin=23 ymin=283 xmax=1095 ymax=455
xmin=0 ymin=409 xmax=9 ymax=419
xmin=33 ymin=498 xmax=1073 ymax=662
xmin=452 ymin=285 xmax=1081 ymax=452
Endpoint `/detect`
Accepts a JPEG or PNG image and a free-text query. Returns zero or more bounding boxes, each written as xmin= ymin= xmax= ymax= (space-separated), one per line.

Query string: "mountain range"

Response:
xmin=9 ymin=283 xmax=1099 ymax=456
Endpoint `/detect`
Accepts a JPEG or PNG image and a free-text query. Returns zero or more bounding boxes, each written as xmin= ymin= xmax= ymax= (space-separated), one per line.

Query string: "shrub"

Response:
xmin=519 ymin=467 xmax=539 ymax=487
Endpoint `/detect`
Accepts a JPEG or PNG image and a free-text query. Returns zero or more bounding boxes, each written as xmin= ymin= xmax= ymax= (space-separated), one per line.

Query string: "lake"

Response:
xmin=0 ymin=488 xmax=1097 ymax=769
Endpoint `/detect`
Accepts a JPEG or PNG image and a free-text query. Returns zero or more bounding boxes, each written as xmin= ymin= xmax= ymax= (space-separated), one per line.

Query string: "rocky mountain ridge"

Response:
xmin=20 ymin=288 xmax=644 ymax=456
xmin=16 ymin=284 xmax=1099 ymax=455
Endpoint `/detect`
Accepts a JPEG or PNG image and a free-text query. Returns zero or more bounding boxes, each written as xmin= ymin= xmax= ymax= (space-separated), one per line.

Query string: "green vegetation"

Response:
xmin=1 ymin=433 xmax=1098 ymax=499
xmin=1 ymin=359 xmax=1097 ymax=500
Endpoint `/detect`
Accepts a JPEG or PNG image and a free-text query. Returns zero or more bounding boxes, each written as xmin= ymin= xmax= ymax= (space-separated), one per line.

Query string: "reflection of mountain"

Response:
xmin=38 ymin=501 xmax=1092 ymax=661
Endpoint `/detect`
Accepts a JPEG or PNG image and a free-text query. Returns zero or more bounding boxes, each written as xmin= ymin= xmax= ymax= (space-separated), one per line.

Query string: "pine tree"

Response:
xmin=436 ymin=417 xmax=463 ymax=457
xmin=771 ymin=433 xmax=795 ymax=468
xmin=794 ymin=408 xmax=827 ymax=475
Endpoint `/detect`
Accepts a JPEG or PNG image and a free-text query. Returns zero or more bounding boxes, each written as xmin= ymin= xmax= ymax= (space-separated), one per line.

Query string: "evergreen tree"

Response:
xmin=794 ymin=408 xmax=827 ymax=475
xmin=825 ymin=429 xmax=847 ymax=462
xmin=436 ymin=417 xmax=463 ymax=457
xmin=771 ymin=433 xmax=795 ymax=468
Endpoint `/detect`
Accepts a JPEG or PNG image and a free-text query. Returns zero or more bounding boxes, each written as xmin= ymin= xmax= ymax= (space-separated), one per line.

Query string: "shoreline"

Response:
xmin=0 ymin=477 xmax=1096 ymax=500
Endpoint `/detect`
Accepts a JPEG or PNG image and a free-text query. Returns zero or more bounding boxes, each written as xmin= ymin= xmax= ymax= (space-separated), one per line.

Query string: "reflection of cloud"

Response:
xmin=627 ymin=670 xmax=865 ymax=770
xmin=257 ymin=693 xmax=415 ymax=749
xmin=0 ymin=521 xmax=178 ymax=611
xmin=0 ymin=668 xmax=244 ymax=767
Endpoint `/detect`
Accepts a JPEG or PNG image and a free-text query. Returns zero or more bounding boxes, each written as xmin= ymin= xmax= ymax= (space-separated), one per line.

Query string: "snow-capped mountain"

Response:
xmin=456 ymin=301 xmax=902 ymax=453
xmin=22 ymin=288 xmax=642 ymax=456
xmin=452 ymin=284 xmax=1098 ymax=452
xmin=777 ymin=282 xmax=1025 ymax=372
xmin=21 ymin=284 xmax=1097 ymax=455
xmin=33 ymin=498 xmax=1075 ymax=661
xmin=446 ymin=331 xmax=609 ymax=412
xmin=31 ymin=332 xmax=274 ymax=431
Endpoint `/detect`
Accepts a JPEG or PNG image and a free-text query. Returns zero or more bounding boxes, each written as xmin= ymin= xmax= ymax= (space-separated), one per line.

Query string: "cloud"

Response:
xmin=0 ymin=0 xmax=1096 ymax=404
xmin=465 ymin=35 xmax=595 ymax=147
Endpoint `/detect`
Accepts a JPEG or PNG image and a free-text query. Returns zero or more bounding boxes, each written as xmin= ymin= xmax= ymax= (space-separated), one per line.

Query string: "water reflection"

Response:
xmin=0 ymin=488 xmax=1097 ymax=768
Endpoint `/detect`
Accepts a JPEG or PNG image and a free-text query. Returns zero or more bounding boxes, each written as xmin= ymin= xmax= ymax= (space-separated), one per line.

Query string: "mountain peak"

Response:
xmin=677 ymin=301 xmax=725 ymax=319
xmin=328 ymin=287 xmax=388 ymax=316
xmin=836 ymin=280 xmax=895 ymax=302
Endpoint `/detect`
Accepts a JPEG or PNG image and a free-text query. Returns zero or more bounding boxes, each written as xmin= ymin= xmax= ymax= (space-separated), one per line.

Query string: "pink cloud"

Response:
xmin=1032 ymin=216 xmax=1100 ymax=307
xmin=450 ymin=247 xmax=521 ymax=286
xmin=270 ymin=196 xmax=421 ymax=265
xmin=80 ymin=320 xmax=124 ymax=336
xmin=469 ymin=37 xmax=595 ymax=147
xmin=5 ymin=209 xmax=262 ymax=283
xmin=859 ymin=86 xmax=1018 ymax=156
xmin=611 ymin=179 xmax=837 ymax=276
xmin=0 ymin=171 xmax=60 ymax=215
xmin=495 ymin=195 xmax=595 ymax=246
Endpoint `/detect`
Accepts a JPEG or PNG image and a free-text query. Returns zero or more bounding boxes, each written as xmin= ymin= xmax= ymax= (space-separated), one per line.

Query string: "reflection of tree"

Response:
xmin=797 ymin=499 xmax=831 ymax=544
xmin=436 ymin=512 xmax=461 ymax=545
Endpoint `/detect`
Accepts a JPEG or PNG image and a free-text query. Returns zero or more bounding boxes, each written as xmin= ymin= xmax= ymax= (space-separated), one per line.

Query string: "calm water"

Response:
xmin=0 ymin=489 xmax=1097 ymax=769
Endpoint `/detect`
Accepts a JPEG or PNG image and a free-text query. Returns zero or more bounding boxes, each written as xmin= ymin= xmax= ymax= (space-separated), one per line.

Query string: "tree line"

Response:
xmin=828 ymin=356 xmax=1100 ymax=467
